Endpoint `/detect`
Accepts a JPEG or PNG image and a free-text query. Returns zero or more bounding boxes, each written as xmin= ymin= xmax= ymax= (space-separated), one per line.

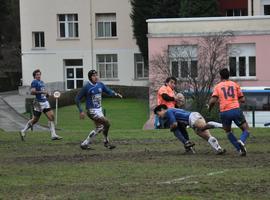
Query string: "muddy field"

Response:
xmin=0 ymin=130 xmax=270 ymax=199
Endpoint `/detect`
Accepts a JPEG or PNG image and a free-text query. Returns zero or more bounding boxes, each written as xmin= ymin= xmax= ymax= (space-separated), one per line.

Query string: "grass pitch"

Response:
xmin=1 ymin=129 xmax=269 ymax=200
xmin=1 ymin=99 xmax=270 ymax=199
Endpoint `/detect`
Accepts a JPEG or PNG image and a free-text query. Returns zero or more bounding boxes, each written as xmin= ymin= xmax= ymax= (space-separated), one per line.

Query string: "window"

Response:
xmin=96 ymin=54 xmax=118 ymax=79
xmin=264 ymin=5 xmax=270 ymax=15
xmin=58 ymin=14 xmax=79 ymax=38
xmin=64 ymin=59 xmax=83 ymax=90
xmin=33 ymin=32 xmax=45 ymax=48
xmin=96 ymin=13 xmax=117 ymax=38
xmin=228 ymin=44 xmax=256 ymax=78
xmin=171 ymin=59 xmax=198 ymax=79
xmin=169 ymin=45 xmax=198 ymax=79
xmin=226 ymin=8 xmax=247 ymax=16
xmin=134 ymin=54 xmax=148 ymax=79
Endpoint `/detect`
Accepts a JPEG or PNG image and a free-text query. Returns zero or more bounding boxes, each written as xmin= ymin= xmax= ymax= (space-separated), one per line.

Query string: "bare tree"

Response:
xmin=149 ymin=31 xmax=235 ymax=114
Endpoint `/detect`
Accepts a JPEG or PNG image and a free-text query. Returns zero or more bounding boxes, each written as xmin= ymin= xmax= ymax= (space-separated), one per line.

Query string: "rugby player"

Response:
xmin=208 ymin=68 xmax=250 ymax=156
xmin=75 ymin=70 xmax=122 ymax=150
xmin=156 ymin=77 xmax=193 ymax=152
xmin=20 ymin=69 xmax=62 ymax=141
xmin=154 ymin=104 xmax=226 ymax=155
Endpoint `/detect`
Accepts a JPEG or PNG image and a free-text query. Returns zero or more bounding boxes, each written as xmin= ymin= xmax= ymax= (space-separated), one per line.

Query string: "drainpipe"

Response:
xmin=251 ymin=0 xmax=254 ymax=16
xmin=90 ymin=0 xmax=94 ymax=69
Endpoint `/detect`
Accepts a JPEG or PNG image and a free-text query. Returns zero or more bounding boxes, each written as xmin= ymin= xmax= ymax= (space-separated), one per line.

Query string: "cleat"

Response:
xmin=216 ymin=148 xmax=226 ymax=155
xmin=238 ymin=140 xmax=247 ymax=156
xmin=184 ymin=141 xmax=195 ymax=149
xmin=104 ymin=141 xmax=116 ymax=150
xmin=51 ymin=136 xmax=63 ymax=141
xmin=80 ymin=144 xmax=93 ymax=150
xmin=185 ymin=146 xmax=196 ymax=154
xmin=19 ymin=130 xmax=25 ymax=141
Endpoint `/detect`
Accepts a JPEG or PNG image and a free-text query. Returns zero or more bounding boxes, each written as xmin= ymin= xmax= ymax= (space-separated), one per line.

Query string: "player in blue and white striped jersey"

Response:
xmin=75 ymin=70 xmax=122 ymax=150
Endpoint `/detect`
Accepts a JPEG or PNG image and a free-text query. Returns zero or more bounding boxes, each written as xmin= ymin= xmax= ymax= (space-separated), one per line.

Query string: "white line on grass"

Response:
xmin=157 ymin=170 xmax=228 ymax=185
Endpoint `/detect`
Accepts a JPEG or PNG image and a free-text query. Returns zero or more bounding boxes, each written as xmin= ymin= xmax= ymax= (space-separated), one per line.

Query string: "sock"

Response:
xmin=227 ymin=132 xmax=240 ymax=151
xmin=207 ymin=121 xmax=223 ymax=128
xmin=49 ymin=121 xmax=58 ymax=138
xmin=240 ymin=130 xmax=249 ymax=143
xmin=82 ymin=130 xmax=96 ymax=145
xmin=21 ymin=120 xmax=32 ymax=133
xmin=173 ymin=129 xmax=188 ymax=144
xmin=208 ymin=136 xmax=222 ymax=151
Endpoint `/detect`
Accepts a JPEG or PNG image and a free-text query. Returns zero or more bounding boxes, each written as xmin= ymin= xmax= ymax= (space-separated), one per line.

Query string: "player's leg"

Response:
xmin=194 ymin=118 xmax=225 ymax=154
xmin=233 ymin=109 xmax=249 ymax=156
xmin=95 ymin=117 xmax=116 ymax=149
xmin=221 ymin=110 xmax=241 ymax=153
xmin=44 ymin=109 xmax=62 ymax=140
xmin=20 ymin=112 xmax=40 ymax=141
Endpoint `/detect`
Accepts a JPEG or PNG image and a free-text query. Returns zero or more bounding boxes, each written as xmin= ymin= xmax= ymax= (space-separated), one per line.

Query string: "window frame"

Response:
xmin=32 ymin=31 xmax=45 ymax=48
xmin=58 ymin=14 xmax=79 ymax=39
xmin=96 ymin=13 xmax=117 ymax=38
xmin=170 ymin=58 xmax=198 ymax=79
xmin=96 ymin=54 xmax=118 ymax=80
xmin=64 ymin=59 xmax=84 ymax=90
xmin=134 ymin=53 xmax=148 ymax=80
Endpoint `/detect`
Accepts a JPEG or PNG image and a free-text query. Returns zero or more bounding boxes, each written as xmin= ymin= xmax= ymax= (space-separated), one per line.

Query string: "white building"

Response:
xmin=19 ymin=0 xmax=148 ymax=93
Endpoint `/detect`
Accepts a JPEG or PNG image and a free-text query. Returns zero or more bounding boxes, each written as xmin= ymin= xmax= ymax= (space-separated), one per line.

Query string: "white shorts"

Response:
xmin=87 ymin=107 xmax=104 ymax=120
xmin=188 ymin=112 xmax=203 ymax=128
xmin=33 ymin=100 xmax=51 ymax=112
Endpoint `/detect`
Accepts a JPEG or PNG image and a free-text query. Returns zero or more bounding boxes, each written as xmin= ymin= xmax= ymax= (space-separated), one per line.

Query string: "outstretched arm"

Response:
xmin=102 ymin=83 xmax=123 ymax=98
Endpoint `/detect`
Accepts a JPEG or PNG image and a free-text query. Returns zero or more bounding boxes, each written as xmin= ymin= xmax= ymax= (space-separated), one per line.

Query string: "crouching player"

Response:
xmin=75 ymin=70 xmax=122 ymax=150
xmin=20 ymin=69 xmax=62 ymax=141
xmin=154 ymin=104 xmax=226 ymax=155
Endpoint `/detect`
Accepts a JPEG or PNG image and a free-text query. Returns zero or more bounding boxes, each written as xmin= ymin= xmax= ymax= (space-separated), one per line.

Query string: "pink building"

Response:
xmin=145 ymin=16 xmax=270 ymax=128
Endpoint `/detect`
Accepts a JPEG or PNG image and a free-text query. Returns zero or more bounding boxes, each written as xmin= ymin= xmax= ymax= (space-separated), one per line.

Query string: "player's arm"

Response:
xmin=165 ymin=110 xmax=178 ymax=131
xmin=208 ymin=96 xmax=218 ymax=112
xmin=236 ymin=84 xmax=245 ymax=103
xmin=75 ymin=86 xmax=87 ymax=119
xmin=161 ymin=93 xmax=175 ymax=102
xmin=30 ymin=82 xmax=49 ymax=95
xmin=208 ymin=86 xmax=219 ymax=112
xmin=102 ymin=83 xmax=122 ymax=98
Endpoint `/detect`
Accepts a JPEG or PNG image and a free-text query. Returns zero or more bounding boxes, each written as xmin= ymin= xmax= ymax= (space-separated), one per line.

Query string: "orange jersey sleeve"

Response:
xmin=212 ymin=80 xmax=242 ymax=112
xmin=157 ymin=85 xmax=176 ymax=108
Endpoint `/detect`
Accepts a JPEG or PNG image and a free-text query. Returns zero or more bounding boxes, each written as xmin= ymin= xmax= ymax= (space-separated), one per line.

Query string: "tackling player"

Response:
xmin=75 ymin=70 xmax=122 ymax=150
xmin=154 ymin=104 xmax=226 ymax=155
xmin=208 ymin=68 xmax=250 ymax=156
xmin=20 ymin=69 xmax=62 ymax=141
xmin=156 ymin=77 xmax=192 ymax=152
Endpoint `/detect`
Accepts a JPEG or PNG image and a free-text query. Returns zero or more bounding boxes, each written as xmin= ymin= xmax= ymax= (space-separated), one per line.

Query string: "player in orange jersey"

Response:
xmin=208 ymin=68 xmax=250 ymax=156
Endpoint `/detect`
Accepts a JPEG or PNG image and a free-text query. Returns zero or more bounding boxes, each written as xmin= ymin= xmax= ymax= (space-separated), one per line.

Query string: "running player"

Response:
xmin=20 ymin=69 xmax=62 ymax=141
xmin=75 ymin=70 xmax=122 ymax=150
xmin=154 ymin=104 xmax=226 ymax=155
xmin=208 ymin=68 xmax=250 ymax=156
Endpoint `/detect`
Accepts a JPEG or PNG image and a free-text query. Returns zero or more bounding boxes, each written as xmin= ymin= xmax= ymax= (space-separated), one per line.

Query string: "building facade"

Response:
xmin=19 ymin=0 xmax=148 ymax=93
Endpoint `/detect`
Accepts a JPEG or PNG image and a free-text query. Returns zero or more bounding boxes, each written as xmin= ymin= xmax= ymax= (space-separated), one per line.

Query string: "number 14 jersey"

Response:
xmin=212 ymin=80 xmax=244 ymax=112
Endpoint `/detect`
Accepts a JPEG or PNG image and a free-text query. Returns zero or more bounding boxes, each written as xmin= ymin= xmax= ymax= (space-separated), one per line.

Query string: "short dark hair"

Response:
xmin=165 ymin=76 xmax=177 ymax=84
xmin=88 ymin=69 xmax=97 ymax=80
xmin=32 ymin=69 xmax=41 ymax=78
xmin=219 ymin=68 xmax=230 ymax=80
xmin=154 ymin=104 xmax=168 ymax=114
